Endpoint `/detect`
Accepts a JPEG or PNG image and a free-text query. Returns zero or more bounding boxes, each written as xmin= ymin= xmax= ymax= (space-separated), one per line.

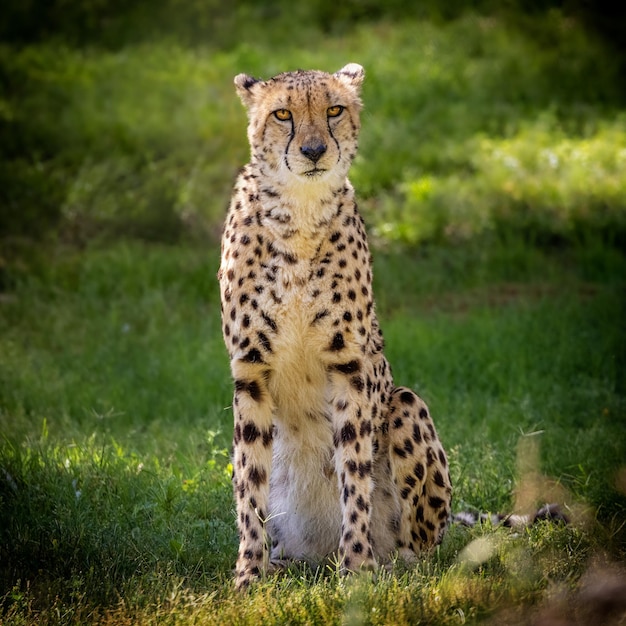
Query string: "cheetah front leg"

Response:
xmin=231 ymin=362 xmax=275 ymax=589
xmin=329 ymin=366 xmax=377 ymax=573
xmin=387 ymin=387 xmax=451 ymax=559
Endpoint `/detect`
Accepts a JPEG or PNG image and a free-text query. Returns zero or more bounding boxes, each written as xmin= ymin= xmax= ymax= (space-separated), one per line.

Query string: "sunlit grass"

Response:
xmin=376 ymin=118 xmax=626 ymax=245
xmin=0 ymin=422 xmax=236 ymax=604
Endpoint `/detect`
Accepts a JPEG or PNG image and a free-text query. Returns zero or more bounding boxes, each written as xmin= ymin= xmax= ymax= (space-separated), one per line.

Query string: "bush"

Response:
xmin=0 ymin=12 xmax=624 ymax=250
xmin=371 ymin=117 xmax=626 ymax=246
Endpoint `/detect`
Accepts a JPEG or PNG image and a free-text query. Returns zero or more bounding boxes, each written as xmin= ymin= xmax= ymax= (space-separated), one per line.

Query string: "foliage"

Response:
xmin=2 ymin=0 xmax=625 ymax=54
xmin=375 ymin=118 xmax=626 ymax=246
xmin=1 ymin=14 xmax=625 ymax=250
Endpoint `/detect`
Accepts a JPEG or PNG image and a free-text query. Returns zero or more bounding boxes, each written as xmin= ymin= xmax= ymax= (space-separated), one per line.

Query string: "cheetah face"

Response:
xmin=235 ymin=64 xmax=364 ymax=187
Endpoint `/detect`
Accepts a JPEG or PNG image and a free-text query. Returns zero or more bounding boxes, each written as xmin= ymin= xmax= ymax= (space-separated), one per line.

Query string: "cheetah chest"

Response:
xmin=225 ymin=216 xmax=366 ymax=423
xmin=260 ymin=265 xmax=337 ymax=431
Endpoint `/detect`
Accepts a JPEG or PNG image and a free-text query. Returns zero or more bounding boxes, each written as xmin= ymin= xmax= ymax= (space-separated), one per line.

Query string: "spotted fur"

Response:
xmin=218 ymin=64 xmax=452 ymax=589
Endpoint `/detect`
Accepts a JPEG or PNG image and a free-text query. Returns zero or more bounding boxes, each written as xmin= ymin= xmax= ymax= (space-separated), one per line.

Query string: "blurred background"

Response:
xmin=1 ymin=0 xmax=625 ymax=259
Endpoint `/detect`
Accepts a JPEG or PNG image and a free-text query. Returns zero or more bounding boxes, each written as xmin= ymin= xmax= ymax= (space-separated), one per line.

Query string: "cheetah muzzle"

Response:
xmin=218 ymin=63 xmax=452 ymax=590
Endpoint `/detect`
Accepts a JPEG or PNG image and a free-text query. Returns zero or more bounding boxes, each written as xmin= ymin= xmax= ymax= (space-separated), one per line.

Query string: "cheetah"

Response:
xmin=218 ymin=63 xmax=452 ymax=589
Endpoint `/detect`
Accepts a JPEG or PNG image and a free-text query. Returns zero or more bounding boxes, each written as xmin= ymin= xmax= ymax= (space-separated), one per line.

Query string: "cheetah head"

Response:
xmin=234 ymin=64 xmax=364 ymax=189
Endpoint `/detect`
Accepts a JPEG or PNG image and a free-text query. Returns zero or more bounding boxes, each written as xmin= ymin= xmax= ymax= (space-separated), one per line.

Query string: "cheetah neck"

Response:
xmin=256 ymin=167 xmax=351 ymax=260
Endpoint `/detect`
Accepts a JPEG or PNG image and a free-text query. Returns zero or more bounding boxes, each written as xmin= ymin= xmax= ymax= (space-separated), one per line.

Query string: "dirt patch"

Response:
xmin=412 ymin=282 xmax=600 ymax=316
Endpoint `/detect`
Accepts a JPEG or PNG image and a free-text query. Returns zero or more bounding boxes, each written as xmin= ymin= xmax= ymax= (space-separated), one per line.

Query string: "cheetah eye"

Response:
xmin=327 ymin=105 xmax=344 ymax=118
xmin=274 ymin=109 xmax=292 ymax=121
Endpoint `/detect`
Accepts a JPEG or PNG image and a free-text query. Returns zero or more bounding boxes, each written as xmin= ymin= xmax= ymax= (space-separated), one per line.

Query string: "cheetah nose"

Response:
xmin=300 ymin=143 xmax=327 ymax=163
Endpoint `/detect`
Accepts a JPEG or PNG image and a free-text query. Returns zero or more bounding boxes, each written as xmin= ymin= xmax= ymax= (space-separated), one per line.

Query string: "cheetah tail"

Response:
xmin=452 ymin=503 xmax=569 ymax=530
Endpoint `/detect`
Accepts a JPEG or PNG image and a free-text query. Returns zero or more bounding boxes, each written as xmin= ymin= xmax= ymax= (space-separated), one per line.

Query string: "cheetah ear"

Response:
xmin=234 ymin=73 xmax=261 ymax=108
xmin=334 ymin=63 xmax=365 ymax=92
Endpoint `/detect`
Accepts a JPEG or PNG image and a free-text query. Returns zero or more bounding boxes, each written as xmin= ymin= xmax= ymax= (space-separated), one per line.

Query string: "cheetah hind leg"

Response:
xmin=386 ymin=387 xmax=452 ymax=562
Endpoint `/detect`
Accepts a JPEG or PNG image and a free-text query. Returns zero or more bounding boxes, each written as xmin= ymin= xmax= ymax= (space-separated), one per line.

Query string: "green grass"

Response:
xmin=1 ymin=240 xmax=624 ymax=624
